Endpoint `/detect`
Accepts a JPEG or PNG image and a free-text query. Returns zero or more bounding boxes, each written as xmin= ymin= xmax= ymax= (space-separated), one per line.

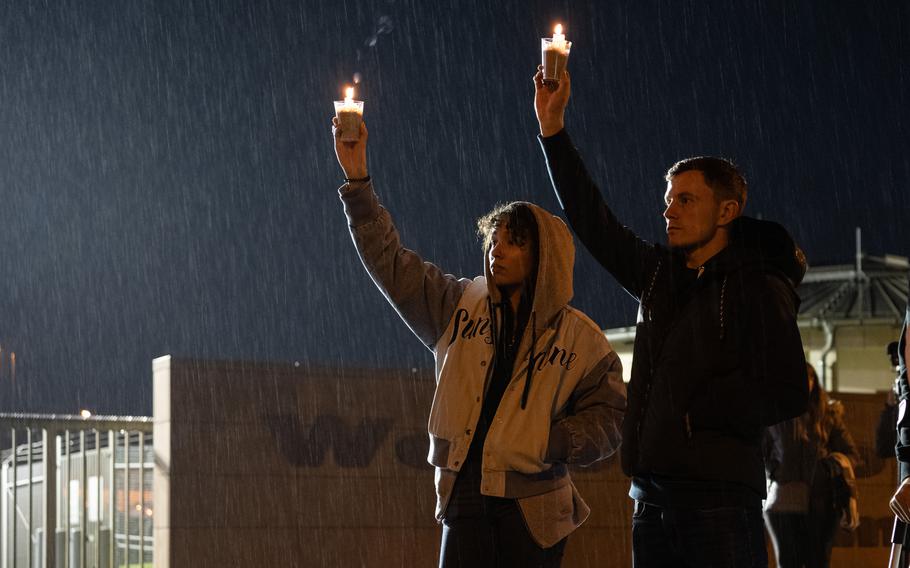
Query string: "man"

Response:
xmin=532 ymin=68 xmax=808 ymax=567
xmin=874 ymin=342 xmax=900 ymax=460
xmin=332 ymin=118 xmax=626 ymax=567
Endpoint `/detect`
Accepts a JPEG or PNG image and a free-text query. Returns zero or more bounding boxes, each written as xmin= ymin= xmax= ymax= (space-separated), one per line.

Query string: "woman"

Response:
xmin=332 ymin=118 xmax=626 ymax=567
xmin=764 ymin=363 xmax=860 ymax=567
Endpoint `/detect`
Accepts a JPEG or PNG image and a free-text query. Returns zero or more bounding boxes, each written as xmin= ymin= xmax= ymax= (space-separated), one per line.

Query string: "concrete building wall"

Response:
xmin=825 ymin=325 xmax=902 ymax=392
xmin=153 ymin=356 xmax=897 ymax=567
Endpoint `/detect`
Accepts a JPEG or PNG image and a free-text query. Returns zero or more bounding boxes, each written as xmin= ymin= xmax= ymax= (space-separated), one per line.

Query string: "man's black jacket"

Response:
xmin=539 ymin=130 xmax=809 ymax=507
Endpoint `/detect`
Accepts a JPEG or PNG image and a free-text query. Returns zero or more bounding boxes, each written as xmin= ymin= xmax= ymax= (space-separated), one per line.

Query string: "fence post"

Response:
xmin=42 ymin=428 xmax=56 ymax=568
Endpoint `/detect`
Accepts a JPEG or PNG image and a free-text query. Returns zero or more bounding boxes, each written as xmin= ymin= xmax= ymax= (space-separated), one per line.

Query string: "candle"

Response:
xmin=541 ymin=23 xmax=572 ymax=84
xmin=552 ymin=24 xmax=567 ymax=51
xmin=337 ymin=86 xmax=362 ymax=114
xmin=334 ymin=85 xmax=365 ymax=141
xmin=343 ymin=87 xmax=357 ymax=109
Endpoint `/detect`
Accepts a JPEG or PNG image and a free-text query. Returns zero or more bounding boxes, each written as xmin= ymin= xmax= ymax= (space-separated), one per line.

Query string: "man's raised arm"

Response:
xmin=532 ymin=68 xmax=659 ymax=299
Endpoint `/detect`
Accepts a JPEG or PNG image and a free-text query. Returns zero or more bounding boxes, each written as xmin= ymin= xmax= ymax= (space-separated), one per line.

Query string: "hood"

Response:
xmin=483 ymin=202 xmax=575 ymax=329
xmin=719 ymin=216 xmax=808 ymax=286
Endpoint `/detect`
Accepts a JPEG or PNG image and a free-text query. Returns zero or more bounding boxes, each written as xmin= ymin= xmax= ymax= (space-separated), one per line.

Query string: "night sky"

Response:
xmin=0 ymin=0 xmax=906 ymax=415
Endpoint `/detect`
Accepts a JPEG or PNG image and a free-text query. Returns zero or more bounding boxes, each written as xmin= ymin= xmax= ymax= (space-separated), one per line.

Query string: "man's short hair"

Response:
xmin=666 ymin=156 xmax=748 ymax=208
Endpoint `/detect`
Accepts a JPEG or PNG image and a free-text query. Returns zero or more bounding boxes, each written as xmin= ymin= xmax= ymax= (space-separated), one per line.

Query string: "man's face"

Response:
xmin=488 ymin=222 xmax=536 ymax=290
xmin=663 ymin=170 xmax=723 ymax=250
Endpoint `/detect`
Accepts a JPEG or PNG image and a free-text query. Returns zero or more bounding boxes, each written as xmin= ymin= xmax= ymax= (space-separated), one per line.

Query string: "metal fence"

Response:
xmin=1 ymin=413 xmax=154 ymax=568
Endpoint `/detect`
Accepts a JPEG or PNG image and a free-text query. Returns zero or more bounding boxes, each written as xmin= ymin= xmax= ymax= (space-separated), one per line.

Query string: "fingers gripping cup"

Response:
xmin=541 ymin=24 xmax=571 ymax=87
xmin=334 ymin=86 xmax=364 ymax=142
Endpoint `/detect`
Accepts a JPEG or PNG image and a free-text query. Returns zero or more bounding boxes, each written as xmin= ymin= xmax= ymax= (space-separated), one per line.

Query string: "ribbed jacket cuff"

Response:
xmin=338 ymin=178 xmax=380 ymax=227
xmin=537 ymin=128 xmax=570 ymax=149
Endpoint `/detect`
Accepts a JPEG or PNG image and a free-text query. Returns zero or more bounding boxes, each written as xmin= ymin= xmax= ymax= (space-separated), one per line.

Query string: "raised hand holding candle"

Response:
xmin=334 ymin=85 xmax=364 ymax=142
xmin=541 ymin=23 xmax=572 ymax=86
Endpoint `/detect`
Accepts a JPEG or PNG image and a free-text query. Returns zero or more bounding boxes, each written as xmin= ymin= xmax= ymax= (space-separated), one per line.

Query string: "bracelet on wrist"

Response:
xmin=344 ymin=175 xmax=371 ymax=183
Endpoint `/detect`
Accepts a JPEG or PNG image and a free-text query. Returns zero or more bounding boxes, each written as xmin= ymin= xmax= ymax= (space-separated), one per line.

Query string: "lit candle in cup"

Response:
xmin=334 ymin=85 xmax=364 ymax=142
xmin=552 ymin=24 xmax=566 ymax=49
xmin=541 ymin=23 xmax=572 ymax=86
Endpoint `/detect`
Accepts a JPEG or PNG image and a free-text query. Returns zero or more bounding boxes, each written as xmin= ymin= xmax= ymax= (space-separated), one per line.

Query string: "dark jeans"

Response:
xmin=631 ymin=500 xmax=768 ymax=568
xmin=439 ymin=470 xmax=566 ymax=568
xmin=764 ymin=511 xmax=838 ymax=568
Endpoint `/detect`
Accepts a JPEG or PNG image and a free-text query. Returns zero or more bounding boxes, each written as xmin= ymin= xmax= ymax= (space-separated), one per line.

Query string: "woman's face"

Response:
xmin=488 ymin=222 xmax=536 ymax=290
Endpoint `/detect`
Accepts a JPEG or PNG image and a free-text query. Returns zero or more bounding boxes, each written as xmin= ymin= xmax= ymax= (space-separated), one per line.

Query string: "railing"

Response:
xmin=1 ymin=413 xmax=153 ymax=568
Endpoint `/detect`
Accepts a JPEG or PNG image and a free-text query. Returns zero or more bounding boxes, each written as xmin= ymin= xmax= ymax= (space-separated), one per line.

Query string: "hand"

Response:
xmin=332 ymin=117 xmax=368 ymax=180
xmin=841 ymin=497 xmax=860 ymax=530
xmin=891 ymin=477 xmax=910 ymax=523
xmin=533 ymin=65 xmax=571 ymax=137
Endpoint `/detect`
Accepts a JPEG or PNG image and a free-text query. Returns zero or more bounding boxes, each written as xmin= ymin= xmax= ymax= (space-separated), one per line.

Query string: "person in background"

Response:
xmin=875 ymin=342 xmax=901 ymax=460
xmin=888 ymin=279 xmax=910 ymax=524
xmin=764 ymin=363 xmax=861 ymax=568
xmin=332 ymin=118 xmax=627 ymax=567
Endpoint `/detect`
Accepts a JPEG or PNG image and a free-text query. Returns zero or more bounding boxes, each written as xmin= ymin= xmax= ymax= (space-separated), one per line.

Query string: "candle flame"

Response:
xmin=344 ymin=86 xmax=355 ymax=100
xmin=554 ymin=24 xmax=563 ymax=35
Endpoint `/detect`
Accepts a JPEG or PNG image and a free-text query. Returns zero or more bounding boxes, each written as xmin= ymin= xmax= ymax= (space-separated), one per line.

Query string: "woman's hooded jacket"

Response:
xmin=340 ymin=179 xmax=626 ymax=547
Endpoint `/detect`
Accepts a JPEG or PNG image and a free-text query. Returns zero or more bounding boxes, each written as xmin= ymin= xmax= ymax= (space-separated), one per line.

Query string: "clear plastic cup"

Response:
xmin=541 ymin=38 xmax=572 ymax=85
xmin=334 ymin=100 xmax=364 ymax=142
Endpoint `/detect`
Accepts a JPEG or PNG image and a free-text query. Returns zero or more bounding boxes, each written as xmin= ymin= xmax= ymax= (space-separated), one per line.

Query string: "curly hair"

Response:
xmin=476 ymin=202 xmax=539 ymax=254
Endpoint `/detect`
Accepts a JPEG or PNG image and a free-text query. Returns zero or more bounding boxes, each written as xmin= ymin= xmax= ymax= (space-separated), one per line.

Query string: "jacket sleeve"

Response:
xmin=538 ymin=130 xmax=661 ymax=299
xmin=339 ymin=179 xmax=471 ymax=350
xmin=545 ymin=350 xmax=627 ymax=466
xmin=902 ymin=280 xmax=909 ymax=373
xmin=743 ymin=273 xmax=809 ymax=427
xmin=903 ymin=321 xmax=909 ymax=379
